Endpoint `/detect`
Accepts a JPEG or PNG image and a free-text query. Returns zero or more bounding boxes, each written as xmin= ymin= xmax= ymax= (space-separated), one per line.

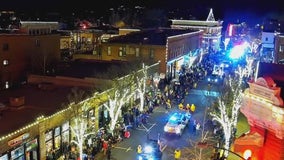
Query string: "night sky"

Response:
xmin=0 ymin=0 xmax=283 ymax=25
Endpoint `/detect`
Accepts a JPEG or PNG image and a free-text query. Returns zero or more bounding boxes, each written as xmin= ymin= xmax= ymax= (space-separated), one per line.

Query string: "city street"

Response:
xmin=95 ymin=76 xmax=221 ymax=160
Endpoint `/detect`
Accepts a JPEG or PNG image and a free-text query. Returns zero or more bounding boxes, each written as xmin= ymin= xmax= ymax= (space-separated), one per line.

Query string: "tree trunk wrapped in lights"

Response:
xmin=68 ymin=87 xmax=96 ymax=160
xmin=134 ymin=63 xmax=148 ymax=112
xmin=209 ymin=66 xmax=246 ymax=157
xmin=104 ymin=77 xmax=135 ymax=134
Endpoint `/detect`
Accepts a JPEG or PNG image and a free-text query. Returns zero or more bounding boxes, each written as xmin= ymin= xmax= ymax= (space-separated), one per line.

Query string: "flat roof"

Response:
xmin=0 ymin=84 xmax=75 ymax=137
xmin=107 ymin=28 xmax=197 ymax=45
xmin=257 ymin=62 xmax=284 ymax=98
xmin=56 ymin=60 xmax=132 ymax=79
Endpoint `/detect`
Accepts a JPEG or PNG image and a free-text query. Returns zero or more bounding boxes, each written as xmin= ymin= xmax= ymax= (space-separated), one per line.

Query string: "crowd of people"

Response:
xmin=59 ymin=54 xmax=223 ymax=160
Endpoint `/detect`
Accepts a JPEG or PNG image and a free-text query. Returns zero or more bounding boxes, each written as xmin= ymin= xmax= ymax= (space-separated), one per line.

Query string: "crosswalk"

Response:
xmin=189 ymin=89 xmax=219 ymax=97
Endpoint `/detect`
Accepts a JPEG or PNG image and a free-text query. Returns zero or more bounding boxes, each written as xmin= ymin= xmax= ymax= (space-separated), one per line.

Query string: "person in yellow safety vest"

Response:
xmin=174 ymin=148 xmax=181 ymax=159
xmin=166 ymin=99 xmax=171 ymax=109
xmin=178 ymin=103 xmax=184 ymax=110
xmin=190 ymin=104 xmax=196 ymax=113
xmin=137 ymin=145 xmax=142 ymax=154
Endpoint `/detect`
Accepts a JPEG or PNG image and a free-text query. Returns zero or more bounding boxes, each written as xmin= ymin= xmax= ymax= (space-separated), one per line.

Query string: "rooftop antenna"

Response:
xmin=206 ymin=8 xmax=215 ymax=21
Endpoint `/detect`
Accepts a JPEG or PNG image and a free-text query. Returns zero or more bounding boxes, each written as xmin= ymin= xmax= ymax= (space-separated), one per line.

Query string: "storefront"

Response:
xmin=25 ymin=138 xmax=39 ymax=160
xmin=45 ymin=121 xmax=70 ymax=160
xmin=2 ymin=133 xmax=39 ymax=160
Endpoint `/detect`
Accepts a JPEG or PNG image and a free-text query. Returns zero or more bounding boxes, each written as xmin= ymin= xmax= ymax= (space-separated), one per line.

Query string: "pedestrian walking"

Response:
xmin=174 ymin=148 xmax=181 ymax=160
xmin=137 ymin=144 xmax=143 ymax=154
xmin=196 ymin=122 xmax=201 ymax=135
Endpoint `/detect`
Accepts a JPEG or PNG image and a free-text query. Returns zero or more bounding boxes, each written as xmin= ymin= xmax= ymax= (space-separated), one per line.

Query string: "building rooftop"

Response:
xmin=257 ymin=62 xmax=284 ymax=98
xmin=0 ymin=60 xmax=134 ymax=137
xmin=56 ymin=60 xmax=134 ymax=79
xmin=0 ymin=84 xmax=75 ymax=137
xmin=107 ymin=28 xmax=196 ymax=45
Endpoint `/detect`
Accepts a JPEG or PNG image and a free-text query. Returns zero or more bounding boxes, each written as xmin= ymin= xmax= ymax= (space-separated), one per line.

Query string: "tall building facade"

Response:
xmin=0 ymin=21 xmax=61 ymax=90
xmin=170 ymin=8 xmax=223 ymax=53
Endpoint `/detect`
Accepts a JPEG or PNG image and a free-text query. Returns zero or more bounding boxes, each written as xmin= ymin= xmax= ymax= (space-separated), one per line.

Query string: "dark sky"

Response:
xmin=1 ymin=0 xmax=283 ymax=25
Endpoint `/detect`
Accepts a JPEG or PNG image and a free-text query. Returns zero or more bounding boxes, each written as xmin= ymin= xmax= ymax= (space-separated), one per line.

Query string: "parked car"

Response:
xmin=164 ymin=112 xmax=191 ymax=136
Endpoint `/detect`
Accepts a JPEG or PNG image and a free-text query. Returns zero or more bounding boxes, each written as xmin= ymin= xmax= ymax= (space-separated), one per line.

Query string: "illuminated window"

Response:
xmin=107 ymin=46 xmax=111 ymax=56
xmin=135 ymin=48 xmax=140 ymax=57
xmin=279 ymin=45 xmax=284 ymax=52
xmin=118 ymin=47 xmax=126 ymax=57
xmin=3 ymin=60 xmax=8 ymax=66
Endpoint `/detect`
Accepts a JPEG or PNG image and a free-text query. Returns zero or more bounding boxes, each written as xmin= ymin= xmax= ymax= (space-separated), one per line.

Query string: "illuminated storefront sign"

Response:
xmin=8 ymin=133 xmax=29 ymax=147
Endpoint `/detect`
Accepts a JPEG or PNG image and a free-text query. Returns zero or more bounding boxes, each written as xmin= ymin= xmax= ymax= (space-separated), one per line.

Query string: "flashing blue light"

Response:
xmin=138 ymin=155 xmax=143 ymax=160
xmin=228 ymin=42 xmax=250 ymax=60
xmin=169 ymin=113 xmax=180 ymax=121
xmin=169 ymin=116 xmax=177 ymax=121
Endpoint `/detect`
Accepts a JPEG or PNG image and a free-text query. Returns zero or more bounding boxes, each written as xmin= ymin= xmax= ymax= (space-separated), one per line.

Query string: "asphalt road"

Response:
xmin=97 ymin=77 xmax=221 ymax=160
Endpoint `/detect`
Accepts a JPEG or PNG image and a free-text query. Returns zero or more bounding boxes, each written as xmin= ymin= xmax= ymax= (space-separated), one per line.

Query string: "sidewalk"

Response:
xmin=93 ymin=151 xmax=106 ymax=160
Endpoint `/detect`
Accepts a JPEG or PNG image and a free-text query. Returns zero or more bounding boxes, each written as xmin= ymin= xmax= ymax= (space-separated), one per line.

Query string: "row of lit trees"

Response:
xmin=179 ymin=64 xmax=252 ymax=160
xmin=66 ymin=62 xmax=156 ymax=160
xmin=209 ymin=66 xmax=246 ymax=157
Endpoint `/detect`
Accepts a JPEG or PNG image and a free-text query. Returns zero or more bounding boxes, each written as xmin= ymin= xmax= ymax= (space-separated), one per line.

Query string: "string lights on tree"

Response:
xmin=209 ymin=66 xmax=246 ymax=157
xmin=135 ymin=63 xmax=148 ymax=112
xmin=70 ymin=102 xmax=96 ymax=160
xmin=104 ymin=79 xmax=134 ymax=134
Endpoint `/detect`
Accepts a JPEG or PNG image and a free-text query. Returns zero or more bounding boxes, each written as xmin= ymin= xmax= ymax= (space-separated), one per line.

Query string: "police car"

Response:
xmin=164 ymin=112 xmax=191 ymax=136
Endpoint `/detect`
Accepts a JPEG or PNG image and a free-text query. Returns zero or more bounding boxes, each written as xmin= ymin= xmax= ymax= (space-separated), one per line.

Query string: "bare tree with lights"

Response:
xmin=104 ymin=77 xmax=135 ymax=134
xmin=209 ymin=66 xmax=246 ymax=157
xmin=67 ymin=87 xmax=96 ymax=160
xmin=134 ymin=63 xmax=148 ymax=112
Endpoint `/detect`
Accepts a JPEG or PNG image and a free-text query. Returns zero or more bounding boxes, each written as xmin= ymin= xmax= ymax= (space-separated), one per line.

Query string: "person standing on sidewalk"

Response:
xmin=102 ymin=140 xmax=108 ymax=155
xmin=106 ymin=146 xmax=111 ymax=160
xmin=196 ymin=122 xmax=201 ymax=135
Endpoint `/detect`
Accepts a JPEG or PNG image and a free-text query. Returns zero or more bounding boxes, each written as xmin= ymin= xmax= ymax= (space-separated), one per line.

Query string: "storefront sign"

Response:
xmin=8 ymin=133 xmax=29 ymax=147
